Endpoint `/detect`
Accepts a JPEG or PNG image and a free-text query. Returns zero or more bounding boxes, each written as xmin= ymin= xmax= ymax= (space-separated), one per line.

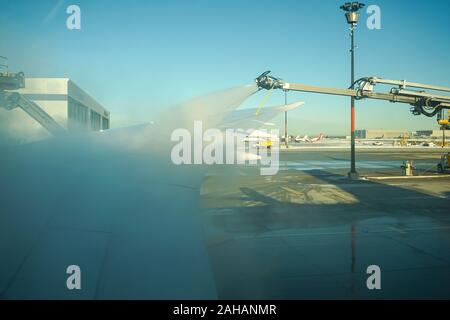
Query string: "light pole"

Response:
xmin=340 ymin=2 xmax=365 ymax=180
xmin=284 ymin=90 xmax=289 ymax=149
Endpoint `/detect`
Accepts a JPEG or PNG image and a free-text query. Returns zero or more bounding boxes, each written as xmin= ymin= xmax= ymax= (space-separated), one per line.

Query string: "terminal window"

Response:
xmin=102 ymin=117 xmax=109 ymax=130
xmin=90 ymin=110 xmax=102 ymax=131
xmin=68 ymin=98 xmax=88 ymax=128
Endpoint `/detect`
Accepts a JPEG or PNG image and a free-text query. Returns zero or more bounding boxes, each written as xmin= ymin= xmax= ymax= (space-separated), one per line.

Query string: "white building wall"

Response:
xmin=68 ymin=81 xmax=108 ymax=117
xmin=17 ymin=78 xmax=69 ymax=129
xmin=1 ymin=78 xmax=110 ymax=145
xmin=431 ymin=130 xmax=450 ymax=138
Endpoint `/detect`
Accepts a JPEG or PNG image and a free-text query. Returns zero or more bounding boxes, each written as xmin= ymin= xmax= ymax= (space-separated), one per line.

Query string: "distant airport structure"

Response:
xmin=1 ymin=77 xmax=110 ymax=143
xmin=415 ymin=130 xmax=450 ymax=138
xmin=355 ymin=129 xmax=449 ymax=140
xmin=355 ymin=129 xmax=407 ymax=139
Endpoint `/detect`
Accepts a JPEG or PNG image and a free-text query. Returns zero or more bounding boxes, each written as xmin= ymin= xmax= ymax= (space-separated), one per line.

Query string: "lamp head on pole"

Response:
xmin=340 ymin=2 xmax=365 ymax=25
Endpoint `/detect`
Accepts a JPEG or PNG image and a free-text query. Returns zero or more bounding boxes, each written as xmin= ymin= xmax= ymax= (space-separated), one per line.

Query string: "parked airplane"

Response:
xmin=294 ymin=135 xmax=310 ymax=142
xmin=293 ymin=134 xmax=324 ymax=143
xmin=308 ymin=133 xmax=325 ymax=143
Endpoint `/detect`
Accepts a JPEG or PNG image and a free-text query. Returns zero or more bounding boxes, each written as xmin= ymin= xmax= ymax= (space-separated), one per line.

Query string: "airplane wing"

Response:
xmin=0 ymin=134 xmax=216 ymax=299
xmin=0 ymin=85 xmax=258 ymax=299
xmin=219 ymin=101 xmax=304 ymax=130
xmin=158 ymin=84 xmax=259 ymax=133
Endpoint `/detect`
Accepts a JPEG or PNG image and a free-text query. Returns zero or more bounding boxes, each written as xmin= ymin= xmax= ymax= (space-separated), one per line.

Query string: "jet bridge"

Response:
xmin=255 ymin=71 xmax=450 ymax=128
xmin=0 ymin=72 xmax=65 ymax=136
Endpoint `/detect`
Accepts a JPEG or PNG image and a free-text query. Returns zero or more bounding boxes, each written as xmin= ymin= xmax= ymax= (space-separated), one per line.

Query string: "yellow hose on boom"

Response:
xmin=255 ymin=88 xmax=273 ymax=116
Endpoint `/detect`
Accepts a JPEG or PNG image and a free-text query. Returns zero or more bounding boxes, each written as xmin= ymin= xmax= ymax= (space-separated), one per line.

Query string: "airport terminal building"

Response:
xmin=415 ymin=130 xmax=450 ymax=138
xmin=0 ymin=77 xmax=110 ymax=144
xmin=355 ymin=129 xmax=408 ymax=139
xmin=356 ymin=129 xmax=449 ymax=139
xmin=17 ymin=78 xmax=110 ymax=132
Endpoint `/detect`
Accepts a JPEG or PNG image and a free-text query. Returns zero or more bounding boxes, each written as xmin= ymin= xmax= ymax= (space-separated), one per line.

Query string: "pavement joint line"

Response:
xmin=232 ymin=225 xmax=450 ymax=240
xmin=388 ymin=226 xmax=407 ymax=234
xmin=381 ymin=234 xmax=450 ymax=266
xmin=274 ymin=265 xmax=450 ymax=280
xmin=383 ymin=195 xmax=448 ymax=200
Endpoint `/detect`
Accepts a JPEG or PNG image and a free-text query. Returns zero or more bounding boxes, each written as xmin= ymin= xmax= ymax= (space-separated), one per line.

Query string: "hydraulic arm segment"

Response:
xmin=0 ymin=72 xmax=65 ymax=136
xmin=255 ymin=71 xmax=450 ymax=129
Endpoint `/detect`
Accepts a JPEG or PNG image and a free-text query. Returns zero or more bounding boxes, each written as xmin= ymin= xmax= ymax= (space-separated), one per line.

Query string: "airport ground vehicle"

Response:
xmin=258 ymin=139 xmax=273 ymax=149
xmin=244 ymin=130 xmax=277 ymax=150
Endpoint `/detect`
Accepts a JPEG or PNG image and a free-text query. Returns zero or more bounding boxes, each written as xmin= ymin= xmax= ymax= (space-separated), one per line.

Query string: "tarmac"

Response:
xmin=201 ymin=149 xmax=450 ymax=299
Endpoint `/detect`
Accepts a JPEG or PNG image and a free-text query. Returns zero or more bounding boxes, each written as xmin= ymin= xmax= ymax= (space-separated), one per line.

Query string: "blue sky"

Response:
xmin=1 ymin=0 xmax=449 ymax=135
